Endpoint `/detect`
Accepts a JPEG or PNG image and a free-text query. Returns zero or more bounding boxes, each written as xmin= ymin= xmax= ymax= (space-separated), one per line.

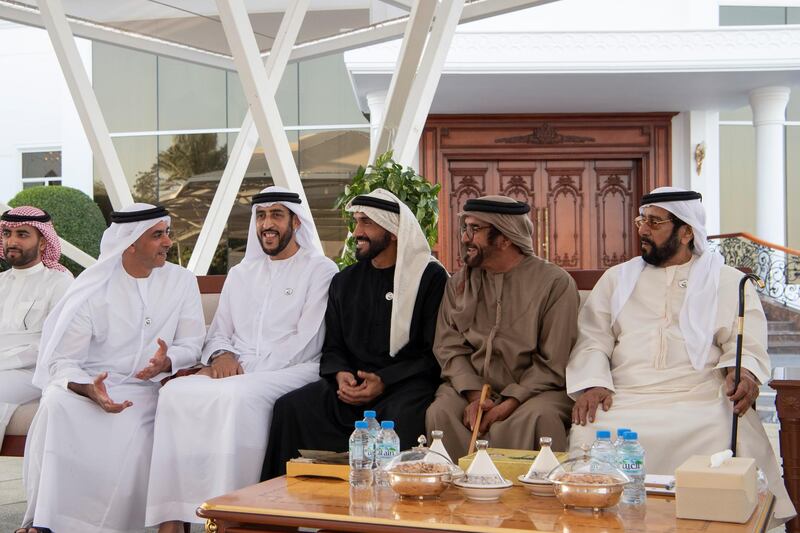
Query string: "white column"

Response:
xmin=366 ymin=91 xmax=387 ymax=159
xmin=749 ymin=86 xmax=790 ymax=245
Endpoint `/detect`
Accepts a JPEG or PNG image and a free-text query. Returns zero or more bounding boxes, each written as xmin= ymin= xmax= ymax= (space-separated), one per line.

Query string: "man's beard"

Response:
xmin=641 ymin=226 xmax=682 ymax=266
xmin=355 ymin=231 xmax=392 ymax=262
xmin=462 ymin=237 xmax=498 ymax=268
xmin=260 ymin=224 xmax=294 ymax=256
xmin=3 ymin=244 xmax=39 ymax=267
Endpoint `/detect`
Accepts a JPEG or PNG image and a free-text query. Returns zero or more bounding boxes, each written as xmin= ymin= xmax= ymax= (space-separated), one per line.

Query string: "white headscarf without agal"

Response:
xmin=33 ymin=204 xmax=171 ymax=389
xmin=345 ymin=188 xmax=433 ymax=357
xmin=610 ymin=186 xmax=725 ymax=371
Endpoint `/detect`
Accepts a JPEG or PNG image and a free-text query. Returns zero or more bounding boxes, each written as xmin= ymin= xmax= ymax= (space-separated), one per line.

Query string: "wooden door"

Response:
xmin=444 ymin=159 xmax=639 ymax=271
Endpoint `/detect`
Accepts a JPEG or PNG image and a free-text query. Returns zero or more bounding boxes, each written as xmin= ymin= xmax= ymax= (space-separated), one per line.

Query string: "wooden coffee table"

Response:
xmin=197 ymin=476 xmax=774 ymax=533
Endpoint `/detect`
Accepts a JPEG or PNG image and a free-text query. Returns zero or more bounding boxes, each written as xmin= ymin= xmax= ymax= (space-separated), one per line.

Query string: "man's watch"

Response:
xmin=210 ymin=350 xmax=239 ymax=363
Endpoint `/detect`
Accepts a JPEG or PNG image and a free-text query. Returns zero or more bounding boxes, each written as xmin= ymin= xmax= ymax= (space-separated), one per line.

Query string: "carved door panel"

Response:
xmin=442 ymin=158 xmax=639 ymax=271
xmin=590 ymin=160 xmax=638 ymax=268
xmin=446 ymin=160 xmax=494 ymax=271
xmin=541 ymin=161 xmax=589 ymax=269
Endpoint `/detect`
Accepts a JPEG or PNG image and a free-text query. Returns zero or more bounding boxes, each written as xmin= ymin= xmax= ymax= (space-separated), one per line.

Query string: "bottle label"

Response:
xmin=620 ymin=458 xmax=643 ymax=473
xmin=376 ymin=444 xmax=399 ymax=461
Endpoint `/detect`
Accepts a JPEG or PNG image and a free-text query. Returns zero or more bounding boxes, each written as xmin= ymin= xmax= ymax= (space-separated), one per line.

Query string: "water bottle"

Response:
xmin=590 ymin=430 xmax=617 ymax=470
xmin=618 ymin=431 xmax=646 ymax=505
xmin=375 ymin=420 xmax=400 ymax=487
xmin=362 ymin=410 xmax=381 ymax=466
xmin=614 ymin=428 xmax=631 ymax=450
xmin=349 ymin=420 xmax=374 ymax=488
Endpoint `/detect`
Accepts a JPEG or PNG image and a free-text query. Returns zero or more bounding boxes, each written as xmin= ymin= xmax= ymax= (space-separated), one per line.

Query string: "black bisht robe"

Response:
xmin=261 ymin=259 xmax=448 ymax=479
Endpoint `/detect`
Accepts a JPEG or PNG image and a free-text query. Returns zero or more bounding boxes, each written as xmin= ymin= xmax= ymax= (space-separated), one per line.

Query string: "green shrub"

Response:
xmin=7 ymin=186 xmax=106 ymax=275
xmin=334 ymin=150 xmax=441 ymax=269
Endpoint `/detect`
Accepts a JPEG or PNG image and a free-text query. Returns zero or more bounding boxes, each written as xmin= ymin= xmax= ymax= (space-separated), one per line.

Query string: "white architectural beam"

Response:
xmin=0 ymin=201 xmax=96 ymax=268
xmin=394 ymin=0 xmax=466 ymax=166
xmin=37 ymin=0 xmax=133 ymax=209
xmin=289 ymin=0 xmax=554 ymax=63
xmin=2 ymin=1 xmax=551 ymax=70
xmin=188 ymin=1 xmax=309 ymax=274
xmin=370 ymin=0 xmax=437 ymax=163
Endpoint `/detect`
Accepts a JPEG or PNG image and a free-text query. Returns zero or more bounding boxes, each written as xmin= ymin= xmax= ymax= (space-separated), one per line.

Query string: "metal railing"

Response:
xmin=708 ymin=232 xmax=799 ymax=309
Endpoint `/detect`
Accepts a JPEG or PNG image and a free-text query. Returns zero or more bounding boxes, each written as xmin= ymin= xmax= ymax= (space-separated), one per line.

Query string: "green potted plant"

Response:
xmin=334 ymin=150 xmax=441 ymax=269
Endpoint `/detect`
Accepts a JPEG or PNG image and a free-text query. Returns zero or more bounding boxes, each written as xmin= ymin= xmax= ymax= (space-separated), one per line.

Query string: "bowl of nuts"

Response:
xmin=384 ymin=449 xmax=463 ymax=500
xmin=546 ymin=453 xmax=629 ymax=511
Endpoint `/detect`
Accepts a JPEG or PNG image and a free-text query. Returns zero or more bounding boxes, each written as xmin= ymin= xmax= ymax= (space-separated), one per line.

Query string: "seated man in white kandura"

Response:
xmin=145 ymin=186 xmax=337 ymax=533
xmin=567 ymin=186 xmax=795 ymax=524
xmin=20 ymin=204 xmax=206 ymax=533
xmin=0 ymin=207 xmax=72 ymax=448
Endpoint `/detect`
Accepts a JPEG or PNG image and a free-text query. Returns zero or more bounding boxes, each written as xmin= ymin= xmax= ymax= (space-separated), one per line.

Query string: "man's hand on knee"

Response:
xmin=478 ymin=397 xmax=520 ymax=434
xmin=572 ymin=387 xmax=613 ymax=426
xmin=462 ymin=390 xmax=495 ymax=431
xmin=209 ymin=352 xmax=243 ymax=379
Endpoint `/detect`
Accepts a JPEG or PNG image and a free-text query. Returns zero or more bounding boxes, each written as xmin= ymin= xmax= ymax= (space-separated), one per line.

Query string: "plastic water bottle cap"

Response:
xmin=624 ymin=431 xmax=638 ymax=440
xmin=381 ymin=420 xmax=395 ymax=429
xmin=596 ymin=430 xmax=611 ymax=439
xmin=355 ymin=420 xmax=368 ymax=429
xmin=363 ymin=410 xmax=377 ymax=418
xmin=617 ymin=428 xmax=631 ymax=437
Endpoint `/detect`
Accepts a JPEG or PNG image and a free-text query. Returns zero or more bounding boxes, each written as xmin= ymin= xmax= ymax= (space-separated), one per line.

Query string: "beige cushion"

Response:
xmin=6 ymin=400 xmax=38 ymax=436
xmin=201 ymin=293 xmax=221 ymax=326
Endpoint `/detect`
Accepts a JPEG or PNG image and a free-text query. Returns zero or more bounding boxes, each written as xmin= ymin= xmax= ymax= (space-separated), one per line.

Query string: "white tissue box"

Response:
xmin=675 ymin=455 xmax=757 ymax=523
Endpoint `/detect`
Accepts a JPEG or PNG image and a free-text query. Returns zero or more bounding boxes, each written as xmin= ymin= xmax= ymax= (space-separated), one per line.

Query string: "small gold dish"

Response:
xmin=550 ymin=472 xmax=628 ymax=511
xmin=386 ymin=464 xmax=452 ymax=500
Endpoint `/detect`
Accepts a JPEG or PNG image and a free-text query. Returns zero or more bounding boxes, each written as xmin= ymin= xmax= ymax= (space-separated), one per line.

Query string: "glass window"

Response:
xmin=157 ymin=57 xmax=227 ymax=131
xmin=226 ymin=64 xmax=299 ymax=128
xmin=719 ymin=125 xmax=757 ymax=236
xmin=22 ymin=150 xmax=61 ymax=179
xmin=786 ymin=85 xmax=800 ymax=122
xmin=298 ymin=128 xmax=370 ymax=258
xmin=720 ymin=105 xmax=752 ymax=122
xmin=298 ymin=54 xmax=367 ymax=126
xmin=787 ymin=126 xmax=800 ymax=249
xmin=719 ymin=6 xmax=787 ymax=26
xmin=21 ymin=150 xmax=62 ymax=189
xmin=788 ymin=7 xmax=800 ymax=23
xmin=93 ymin=42 xmax=157 ymax=133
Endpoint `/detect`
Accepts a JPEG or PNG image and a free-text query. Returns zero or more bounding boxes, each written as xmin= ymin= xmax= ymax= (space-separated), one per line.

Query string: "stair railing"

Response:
xmin=707 ymin=233 xmax=799 ymax=309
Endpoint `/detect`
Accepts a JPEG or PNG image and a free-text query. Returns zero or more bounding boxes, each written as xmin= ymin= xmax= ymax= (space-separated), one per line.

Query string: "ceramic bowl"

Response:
xmin=518 ymin=474 xmax=556 ymax=497
xmin=453 ymin=478 xmax=513 ymax=502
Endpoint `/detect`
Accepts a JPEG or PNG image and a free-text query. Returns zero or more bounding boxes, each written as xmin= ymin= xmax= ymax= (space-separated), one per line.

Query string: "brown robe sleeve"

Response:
xmin=433 ymin=274 xmax=484 ymax=394
xmin=500 ymin=272 xmax=579 ymax=404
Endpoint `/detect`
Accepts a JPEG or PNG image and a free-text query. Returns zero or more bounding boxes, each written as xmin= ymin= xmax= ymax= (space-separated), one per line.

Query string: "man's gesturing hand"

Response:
xmin=135 ymin=338 xmax=172 ymax=380
xmin=726 ymin=368 xmax=759 ymax=416
xmin=572 ymin=387 xmax=613 ymax=425
xmin=68 ymin=372 xmax=133 ymax=413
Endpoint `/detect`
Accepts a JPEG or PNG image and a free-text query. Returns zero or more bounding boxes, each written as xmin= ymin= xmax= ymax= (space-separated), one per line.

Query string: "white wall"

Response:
xmin=0 ymin=22 xmax=92 ymax=204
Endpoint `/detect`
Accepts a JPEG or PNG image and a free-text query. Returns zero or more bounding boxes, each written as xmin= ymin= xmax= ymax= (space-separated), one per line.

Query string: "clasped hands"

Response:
xmin=462 ymin=390 xmax=520 ymax=434
xmin=336 ymin=370 xmax=385 ymax=405
xmin=69 ymin=338 xmax=172 ymax=414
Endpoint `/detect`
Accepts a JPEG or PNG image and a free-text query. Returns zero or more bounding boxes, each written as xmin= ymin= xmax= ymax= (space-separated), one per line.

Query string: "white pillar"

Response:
xmin=366 ymin=91 xmax=387 ymax=159
xmin=749 ymin=86 xmax=790 ymax=245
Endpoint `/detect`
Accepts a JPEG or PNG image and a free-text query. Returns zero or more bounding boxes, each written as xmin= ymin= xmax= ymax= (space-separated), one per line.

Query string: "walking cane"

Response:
xmin=730 ymin=273 xmax=765 ymax=456
xmin=468 ymin=384 xmax=491 ymax=455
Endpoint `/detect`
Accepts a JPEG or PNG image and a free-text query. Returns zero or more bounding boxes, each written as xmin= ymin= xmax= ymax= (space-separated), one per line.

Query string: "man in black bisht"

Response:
xmin=261 ymin=188 xmax=448 ymax=479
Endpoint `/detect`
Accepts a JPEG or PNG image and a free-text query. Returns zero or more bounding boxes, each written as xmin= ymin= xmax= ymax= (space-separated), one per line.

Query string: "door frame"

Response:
xmin=419 ymin=113 xmax=675 ymax=269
